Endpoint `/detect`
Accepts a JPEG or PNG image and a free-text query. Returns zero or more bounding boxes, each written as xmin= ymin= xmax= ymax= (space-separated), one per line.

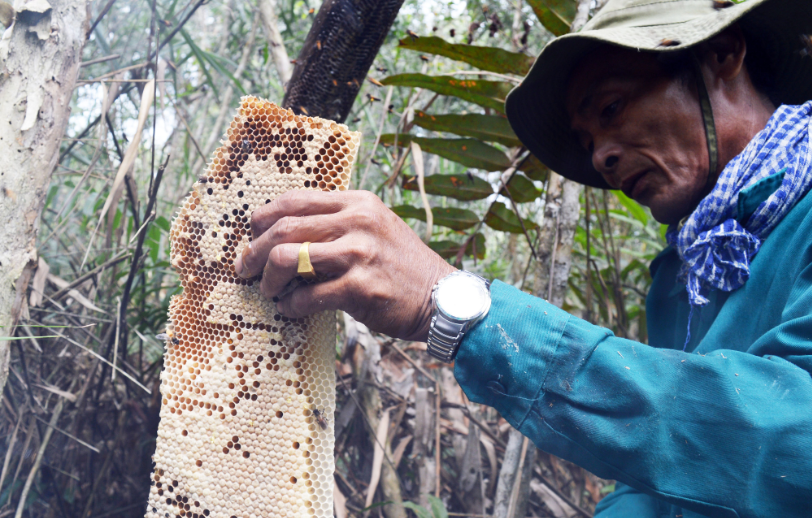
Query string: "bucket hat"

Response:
xmin=505 ymin=0 xmax=812 ymax=188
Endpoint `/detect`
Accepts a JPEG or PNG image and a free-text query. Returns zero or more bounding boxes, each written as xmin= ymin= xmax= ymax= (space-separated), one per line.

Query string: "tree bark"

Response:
xmin=493 ymin=428 xmax=526 ymax=518
xmin=0 ymin=0 xmax=90 ymax=393
xmin=257 ymin=0 xmax=291 ymax=87
xmin=533 ymin=173 xmax=581 ymax=307
xmin=282 ymin=0 xmax=405 ymax=122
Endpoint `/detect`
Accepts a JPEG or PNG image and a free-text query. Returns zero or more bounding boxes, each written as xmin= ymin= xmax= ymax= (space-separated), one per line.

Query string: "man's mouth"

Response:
xmin=621 ymin=170 xmax=649 ymax=199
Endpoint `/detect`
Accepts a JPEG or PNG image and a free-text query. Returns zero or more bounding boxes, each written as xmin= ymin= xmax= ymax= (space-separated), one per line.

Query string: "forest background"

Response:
xmin=0 ymin=0 xmax=669 ymax=516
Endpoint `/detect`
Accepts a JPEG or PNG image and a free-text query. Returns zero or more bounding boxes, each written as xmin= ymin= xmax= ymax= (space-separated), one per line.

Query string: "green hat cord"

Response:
xmin=692 ymin=53 xmax=719 ymax=187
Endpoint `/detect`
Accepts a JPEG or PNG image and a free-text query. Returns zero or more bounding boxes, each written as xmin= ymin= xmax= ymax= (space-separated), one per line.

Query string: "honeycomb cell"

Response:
xmin=146 ymin=98 xmax=360 ymax=518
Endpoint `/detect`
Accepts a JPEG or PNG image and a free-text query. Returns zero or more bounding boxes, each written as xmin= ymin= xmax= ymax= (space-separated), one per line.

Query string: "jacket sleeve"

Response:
xmin=593 ymin=482 xmax=662 ymax=517
xmin=454 ymin=279 xmax=812 ymax=518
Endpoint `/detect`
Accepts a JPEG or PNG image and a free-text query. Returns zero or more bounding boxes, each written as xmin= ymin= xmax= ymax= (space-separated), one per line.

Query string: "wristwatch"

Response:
xmin=426 ymin=270 xmax=491 ymax=363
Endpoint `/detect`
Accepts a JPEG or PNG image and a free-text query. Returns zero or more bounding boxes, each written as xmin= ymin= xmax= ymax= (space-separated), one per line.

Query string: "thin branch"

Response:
xmin=86 ymin=0 xmax=119 ymax=39
xmin=80 ymin=54 xmax=121 ymax=67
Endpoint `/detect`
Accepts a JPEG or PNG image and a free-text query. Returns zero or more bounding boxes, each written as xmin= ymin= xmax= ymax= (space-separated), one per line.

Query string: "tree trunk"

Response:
xmin=533 ymin=173 xmax=581 ymax=307
xmin=0 ymin=0 xmax=89 ymax=393
xmin=282 ymin=0 xmax=405 ymax=122
xmin=257 ymin=0 xmax=292 ymax=87
xmin=493 ymin=429 xmax=526 ymax=518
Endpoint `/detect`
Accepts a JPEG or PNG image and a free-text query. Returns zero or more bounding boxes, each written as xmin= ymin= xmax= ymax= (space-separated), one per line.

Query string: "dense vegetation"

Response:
xmin=1 ymin=0 xmax=665 ymax=516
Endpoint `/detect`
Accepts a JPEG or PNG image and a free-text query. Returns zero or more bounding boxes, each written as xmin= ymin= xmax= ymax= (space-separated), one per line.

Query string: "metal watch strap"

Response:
xmin=426 ymin=316 xmax=466 ymax=363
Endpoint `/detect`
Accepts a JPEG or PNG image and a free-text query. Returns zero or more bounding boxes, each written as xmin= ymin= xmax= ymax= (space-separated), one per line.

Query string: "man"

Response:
xmin=235 ymin=0 xmax=812 ymax=516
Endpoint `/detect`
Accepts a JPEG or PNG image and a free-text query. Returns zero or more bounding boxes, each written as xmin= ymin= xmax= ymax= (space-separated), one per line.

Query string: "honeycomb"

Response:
xmin=145 ymin=97 xmax=360 ymax=518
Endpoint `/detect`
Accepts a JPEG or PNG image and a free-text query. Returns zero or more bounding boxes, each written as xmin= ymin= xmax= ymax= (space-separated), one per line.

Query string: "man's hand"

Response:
xmin=234 ymin=190 xmax=456 ymax=341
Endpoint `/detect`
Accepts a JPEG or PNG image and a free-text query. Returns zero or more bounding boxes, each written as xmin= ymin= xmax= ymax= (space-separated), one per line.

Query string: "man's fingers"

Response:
xmin=276 ymin=277 xmax=351 ymax=319
xmin=237 ymin=212 xmax=346 ymax=278
xmin=258 ymin=241 xmax=350 ymax=299
xmin=250 ymin=190 xmax=349 ymax=237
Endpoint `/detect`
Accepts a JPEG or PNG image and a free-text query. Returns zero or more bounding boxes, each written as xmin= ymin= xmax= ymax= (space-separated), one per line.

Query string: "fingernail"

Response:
xmin=234 ymin=255 xmax=244 ymax=277
xmin=235 ymin=243 xmax=249 ymax=277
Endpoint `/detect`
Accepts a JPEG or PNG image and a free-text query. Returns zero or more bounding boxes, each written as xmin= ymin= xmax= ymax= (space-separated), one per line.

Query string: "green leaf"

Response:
xmin=402 ymin=502 xmax=432 ymax=518
xmin=112 ymin=208 xmax=122 ymax=231
xmin=398 ymin=35 xmax=534 ymax=76
xmin=526 ymin=0 xmax=577 ymax=36
xmin=413 ymin=111 xmax=521 ymax=147
xmin=601 ymin=483 xmax=617 ymax=495
xmin=401 ymin=174 xmax=492 ymax=201
xmin=499 ymin=173 xmax=542 ymax=203
xmin=519 ymin=154 xmax=550 ymax=182
xmin=484 ymin=202 xmax=538 ymax=234
xmin=430 ymin=233 xmax=486 ymax=260
xmin=197 ymin=47 xmax=247 ymax=96
xmin=361 ymin=501 xmax=394 ymax=513
xmin=155 ymin=216 xmax=171 ymax=232
xmin=426 ymin=495 xmax=449 ymax=518
xmin=380 ymin=134 xmax=510 ymax=171
xmin=613 ymin=190 xmax=648 ymax=225
xmin=381 ymin=73 xmax=512 ymax=113
xmin=392 ymin=205 xmax=479 ymax=231
xmin=180 ymin=29 xmax=219 ymax=99
xmin=147 ymin=225 xmax=161 ymax=263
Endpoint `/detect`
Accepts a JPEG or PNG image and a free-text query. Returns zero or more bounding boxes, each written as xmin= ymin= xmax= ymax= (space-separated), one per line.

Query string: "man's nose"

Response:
xmin=592 ymin=140 xmax=621 ymax=186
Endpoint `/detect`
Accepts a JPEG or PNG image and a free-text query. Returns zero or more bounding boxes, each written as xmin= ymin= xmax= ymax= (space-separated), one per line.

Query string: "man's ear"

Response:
xmin=700 ymin=25 xmax=747 ymax=82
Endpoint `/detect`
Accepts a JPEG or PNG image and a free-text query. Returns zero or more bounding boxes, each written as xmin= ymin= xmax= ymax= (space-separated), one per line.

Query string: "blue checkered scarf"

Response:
xmin=667 ymin=102 xmax=812 ymax=307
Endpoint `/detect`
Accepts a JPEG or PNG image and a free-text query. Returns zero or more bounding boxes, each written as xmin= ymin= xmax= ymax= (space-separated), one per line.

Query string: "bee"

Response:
xmin=449 ymin=28 xmax=456 ymax=38
xmin=387 ymin=104 xmax=395 ymax=113
xmin=312 ymin=408 xmax=328 ymax=430
xmin=241 ymin=139 xmax=252 ymax=153
xmin=367 ymin=94 xmax=380 ymax=102
xmin=419 ymin=55 xmax=430 ymax=62
xmin=658 ymin=39 xmax=682 ymax=47
xmin=351 ymin=117 xmax=361 ymax=123
xmin=406 ymin=30 xmax=419 ymax=40
xmin=466 ymin=171 xmax=475 ymax=183
xmin=157 ymin=329 xmax=177 ymax=344
xmin=298 ymin=106 xmax=309 ymax=115
xmin=376 ymin=66 xmax=388 ymax=73
xmin=290 ymin=59 xmax=298 ymax=65
xmin=370 ymin=158 xmax=382 ymax=166
xmin=467 ymin=22 xmax=480 ymax=44
xmin=316 ymin=40 xmax=322 ymax=51
xmin=308 ymin=7 xmax=315 ymax=14
xmin=432 ymin=26 xmax=438 ymax=32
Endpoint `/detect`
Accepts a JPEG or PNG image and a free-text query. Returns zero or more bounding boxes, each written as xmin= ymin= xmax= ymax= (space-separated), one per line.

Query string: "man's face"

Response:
xmin=567 ymin=46 xmax=710 ymax=225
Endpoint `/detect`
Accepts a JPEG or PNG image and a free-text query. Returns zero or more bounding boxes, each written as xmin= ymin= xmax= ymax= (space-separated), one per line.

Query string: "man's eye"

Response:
xmin=601 ymin=101 xmax=620 ymax=120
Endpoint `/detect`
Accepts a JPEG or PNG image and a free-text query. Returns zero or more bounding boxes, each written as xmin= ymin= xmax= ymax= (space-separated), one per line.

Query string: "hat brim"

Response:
xmin=506 ymin=0 xmax=812 ymax=188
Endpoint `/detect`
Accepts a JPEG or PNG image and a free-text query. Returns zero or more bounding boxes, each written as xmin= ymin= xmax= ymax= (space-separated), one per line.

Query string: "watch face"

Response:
xmin=435 ymin=273 xmax=490 ymax=321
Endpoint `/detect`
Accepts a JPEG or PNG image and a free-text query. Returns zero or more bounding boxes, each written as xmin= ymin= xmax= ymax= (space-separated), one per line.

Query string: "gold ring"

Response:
xmin=297 ymin=242 xmax=317 ymax=279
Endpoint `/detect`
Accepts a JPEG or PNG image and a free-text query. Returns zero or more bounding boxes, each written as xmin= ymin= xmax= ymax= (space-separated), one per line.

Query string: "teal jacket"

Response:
xmin=455 ymin=180 xmax=812 ymax=518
